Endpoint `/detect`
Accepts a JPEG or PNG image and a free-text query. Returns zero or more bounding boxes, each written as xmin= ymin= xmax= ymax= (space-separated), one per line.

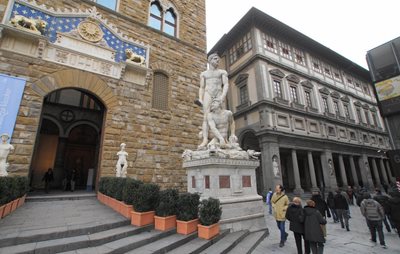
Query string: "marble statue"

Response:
xmin=125 ymin=48 xmax=145 ymax=66
xmin=116 ymin=143 xmax=128 ymax=178
xmin=0 ymin=133 xmax=14 ymax=177
xmin=272 ymin=156 xmax=280 ymax=177
xmin=206 ymin=99 xmax=236 ymax=148
xmin=328 ymin=159 xmax=334 ymax=176
xmin=197 ymin=53 xmax=229 ymax=150
xmin=10 ymin=15 xmax=47 ymax=35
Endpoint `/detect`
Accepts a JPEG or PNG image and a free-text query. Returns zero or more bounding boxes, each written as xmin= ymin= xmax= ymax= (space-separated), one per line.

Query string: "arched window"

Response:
xmin=149 ymin=1 xmax=163 ymax=30
xmin=152 ymin=72 xmax=169 ymax=110
xmin=164 ymin=9 xmax=176 ymax=36
xmin=148 ymin=1 xmax=178 ymax=37
xmin=95 ymin=0 xmax=118 ymax=10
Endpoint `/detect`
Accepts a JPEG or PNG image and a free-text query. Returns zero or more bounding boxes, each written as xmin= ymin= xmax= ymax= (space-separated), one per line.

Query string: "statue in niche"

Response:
xmin=10 ymin=15 xmax=47 ymax=35
xmin=116 ymin=143 xmax=128 ymax=178
xmin=196 ymin=53 xmax=229 ymax=150
xmin=0 ymin=133 xmax=14 ymax=177
xmin=328 ymin=159 xmax=334 ymax=176
xmin=125 ymin=48 xmax=146 ymax=66
xmin=272 ymin=155 xmax=280 ymax=177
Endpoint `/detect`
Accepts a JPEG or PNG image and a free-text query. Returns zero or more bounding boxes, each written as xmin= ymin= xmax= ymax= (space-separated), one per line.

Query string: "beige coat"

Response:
xmin=271 ymin=193 xmax=289 ymax=221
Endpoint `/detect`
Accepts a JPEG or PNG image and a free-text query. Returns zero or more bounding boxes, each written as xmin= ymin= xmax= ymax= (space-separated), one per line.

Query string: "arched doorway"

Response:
xmin=240 ymin=131 xmax=263 ymax=195
xmin=30 ymin=88 xmax=105 ymax=191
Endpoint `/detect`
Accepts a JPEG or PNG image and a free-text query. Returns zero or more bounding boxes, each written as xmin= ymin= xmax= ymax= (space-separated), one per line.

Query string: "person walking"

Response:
xmin=42 ymin=168 xmax=54 ymax=194
xmin=311 ymin=191 xmax=330 ymax=238
xmin=346 ymin=186 xmax=354 ymax=205
xmin=326 ymin=191 xmax=338 ymax=223
xmin=303 ymin=200 xmax=326 ymax=254
xmin=386 ymin=190 xmax=400 ymax=238
xmin=334 ymin=189 xmax=350 ymax=231
xmin=286 ymin=197 xmax=308 ymax=254
xmin=266 ymin=188 xmax=273 ymax=215
xmin=271 ymin=184 xmax=289 ymax=247
xmin=360 ymin=192 xmax=387 ymax=249
xmin=373 ymin=189 xmax=393 ymax=232
xmin=70 ymin=168 xmax=77 ymax=192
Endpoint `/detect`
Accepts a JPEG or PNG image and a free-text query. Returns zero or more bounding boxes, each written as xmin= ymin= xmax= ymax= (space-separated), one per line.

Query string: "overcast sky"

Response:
xmin=205 ymin=0 xmax=399 ymax=69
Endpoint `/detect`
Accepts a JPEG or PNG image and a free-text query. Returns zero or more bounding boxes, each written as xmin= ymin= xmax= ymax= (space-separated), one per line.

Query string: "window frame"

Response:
xmin=94 ymin=0 xmax=119 ymax=11
xmin=151 ymin=71 xmax=170 ymax=111
xmin=273 ymin=79 xmax=283 ymax=99
xmin=322 ymin=96 xmax=329 ymax=113
xmin=289 ymin=85 xmax=299 ymax=104
xmin=262 ymin=33 xmax=278 ymax=53
xmin=333 ymin=100 xmax=340 ymax=116
xmin=148 ymin=1 xmax=178 ymax=37
xmin=229 ymin=32 xmax=252 ymax=64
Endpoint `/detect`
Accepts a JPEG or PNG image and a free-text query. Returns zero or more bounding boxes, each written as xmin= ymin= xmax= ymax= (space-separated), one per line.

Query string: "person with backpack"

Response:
xmin=266 ymin=188 xmax=273 ymax=215
xmin=386 ymin=190 xmax=400 ymax=238
xmin=286 ymin=197 xmax=308 ymax=254
xmin=326 ymin=191 xmax=338 ymax=223
xmin=360 ymin=192 xmax=387 ymax=249
xmin=303 ymin=199 xmax=326 ymax=254
xmin=271 ymin=184 xmax=289 ymax=247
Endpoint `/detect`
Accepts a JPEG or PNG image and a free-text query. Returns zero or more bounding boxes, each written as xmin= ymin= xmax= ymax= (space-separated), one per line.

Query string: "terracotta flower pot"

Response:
xmin=3 ymin=201 xmax=13 ymax=217
xmin=197 ymin=223 xmax=220 ymax=240
xmin=154 ymin=215 xmax=177 ymax=231
xmin=131 ymin=210 xmax=155 ymax=227
xmin=177 ymin=218 xmax=199 ymax=235
xmin=119 ymin=202 xmax=133 ymax=219
xmin=17 ymin=195 xmax=26 ymax=208
xmin=11 ymin=199 xmax=19 ymax=212
xmin=97 ymin=192 xmax=104 ymax=204
xmin=0 ymin=205 xmax=5 ymax=219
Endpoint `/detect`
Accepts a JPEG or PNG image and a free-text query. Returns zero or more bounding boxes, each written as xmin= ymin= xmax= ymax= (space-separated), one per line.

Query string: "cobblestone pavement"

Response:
xmin=254 ymin=204 xmax=400 ymax=254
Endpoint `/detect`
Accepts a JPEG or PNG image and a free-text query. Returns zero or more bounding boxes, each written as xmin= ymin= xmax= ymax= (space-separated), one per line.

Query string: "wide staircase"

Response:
xmin=0 ymin=192 xmax=268 ymax=254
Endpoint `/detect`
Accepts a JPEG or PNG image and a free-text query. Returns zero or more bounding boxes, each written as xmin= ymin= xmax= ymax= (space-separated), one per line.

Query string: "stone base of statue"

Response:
xmin=183 ymin=148 xmax=267 ymax=232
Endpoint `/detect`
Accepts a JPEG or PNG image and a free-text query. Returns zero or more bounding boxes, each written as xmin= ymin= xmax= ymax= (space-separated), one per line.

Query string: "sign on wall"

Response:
xmin=0 ymin=74 xmax=26 ymax=141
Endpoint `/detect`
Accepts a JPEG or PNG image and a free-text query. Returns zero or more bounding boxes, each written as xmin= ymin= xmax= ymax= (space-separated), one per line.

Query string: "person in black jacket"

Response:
xmin=286 ymin=197 xmax=308 ymax=254
xmin=387 ymin=190 xmax=400 ymax=238
xmin=333 ymin=189 xmax=350 ymax=231
xmin=373 ymin=189 xmax=394 ymax=232
xmin=42 ymin=168 xmax=54 ymax=193
xmin=304 ymin=200 xmax=327 ymax=254
xmin=326 ymin=191 xmax=338 ymax=223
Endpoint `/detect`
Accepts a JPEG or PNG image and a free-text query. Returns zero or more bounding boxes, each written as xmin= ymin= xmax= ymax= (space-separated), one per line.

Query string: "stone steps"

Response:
xmin=228 ymin=230 xmax=269 ymax=254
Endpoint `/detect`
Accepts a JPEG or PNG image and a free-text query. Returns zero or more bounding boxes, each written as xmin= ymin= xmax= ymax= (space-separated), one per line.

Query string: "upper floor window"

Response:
xmin=305 ymin=91 xmax=312 ymax=107
xmin=363 ymin=85 xmax=371 ymax=95
xmin=273 ymin=80 xmax=283 ymax=98
xmin=293 ymin=48 xmax=305 ymax=65
xmin=152 ymin=72 xmax=169 ymax=110
xmin=333 ymin=100 xmax=340 ymax=115
xmin=356 ymin=108 xmax=363 ymax=123
xmin=262 ymin=33 xmax=277 ymax=53
xmin=290 ymin=86 xmax=298 ymax=103
xmin=239 ymin=85 xmax=249 ymax=105
xmin=45 ymin=89 xmax=102 ymax=111
xmin=311 ymin=57 xmax=322 ymax=73
xmin=149 ymin=1 xmax=177 ymax=37
xmin=229 ymin=32 xmax=252 ymax=64
xmin=322 ymin=97 xmax=329 ymax=113
xmin=372 ymin=113 xmax=379 ymax=127
xmin=343 ymin=104 xmax=351 ymax=118
xmin=364 ymin=110 xmax=370 ymax=125
xmin=324 ymin=65 xmax=332 ymax=77
xmin=279 ymin=41 xmax=292 ymax=60
xmin=95 ymin=0 xmax=118 ymax=10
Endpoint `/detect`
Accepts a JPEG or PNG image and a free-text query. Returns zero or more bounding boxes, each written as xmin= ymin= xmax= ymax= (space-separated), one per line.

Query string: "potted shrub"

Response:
xmin=1 ymin=177 xmax=13 ymax=218
xmin=154 ymin=189 xmax=178 ymax=231
xmin=120 ymin=178 xmax=143 ymax=218
xmin=197 ymin=197 xmax=222 ymax=240
xmin=15 ymin=176 xmax=29 ymax=207
xmin=131 ymin=183 xmax=159 ymax=226
xmin=176 ymin=192 xmax=200 ymax=235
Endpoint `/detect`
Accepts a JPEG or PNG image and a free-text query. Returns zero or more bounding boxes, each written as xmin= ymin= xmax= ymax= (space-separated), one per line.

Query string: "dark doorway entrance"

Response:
xmin=30 ymin=88 xmax=105 ymax=191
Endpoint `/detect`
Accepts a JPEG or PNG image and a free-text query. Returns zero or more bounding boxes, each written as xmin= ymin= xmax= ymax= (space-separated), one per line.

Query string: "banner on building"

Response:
xmin=0 ymin=74 xmax=26 ymax=141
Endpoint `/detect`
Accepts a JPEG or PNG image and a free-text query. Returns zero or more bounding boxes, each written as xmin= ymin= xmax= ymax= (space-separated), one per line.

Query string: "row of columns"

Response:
xmin=289 ymin=148 xmax=394 ymax=194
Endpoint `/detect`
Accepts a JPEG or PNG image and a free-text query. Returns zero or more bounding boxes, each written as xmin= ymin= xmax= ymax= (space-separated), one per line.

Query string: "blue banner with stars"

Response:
xmin=10 ymin=2 xmax=147 ymax=63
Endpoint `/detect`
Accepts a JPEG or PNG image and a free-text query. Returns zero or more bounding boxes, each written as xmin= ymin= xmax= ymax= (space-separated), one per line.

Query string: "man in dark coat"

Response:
xmin=373 ymin=189 xmax=394 ymax=232
xmin=387 ymin=191 xmax=400 ymax=238
xmin=333 ymin=189 xmax=350 ymax=231
xmin=286 ymin=197 xmax=308 ymax=254
xmin=304 ymin=200 xmax=326 ymax=254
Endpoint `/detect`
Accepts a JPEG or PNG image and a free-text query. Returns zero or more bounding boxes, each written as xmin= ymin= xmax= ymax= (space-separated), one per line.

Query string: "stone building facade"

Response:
xmin=210 ymin=7 xmax=395 ymax=194
xmin=0 ymin=0 xmax=206 ymax=190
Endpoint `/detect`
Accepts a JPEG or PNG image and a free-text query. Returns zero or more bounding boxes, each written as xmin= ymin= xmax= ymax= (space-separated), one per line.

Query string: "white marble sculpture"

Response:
xmin=272 ymin=156 xmax=280 ymax=177
xmin=0 ymin=133 xmax=14 ymax=177
xmin=197 ymin=53 xmax=229 ymax=150
xmin=116 ymin=143 xmax=128 ymax=178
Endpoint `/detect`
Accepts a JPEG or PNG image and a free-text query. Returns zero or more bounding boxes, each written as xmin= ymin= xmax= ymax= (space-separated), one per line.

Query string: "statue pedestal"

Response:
xmin=183 ymin=157 xmax=267 ymax=232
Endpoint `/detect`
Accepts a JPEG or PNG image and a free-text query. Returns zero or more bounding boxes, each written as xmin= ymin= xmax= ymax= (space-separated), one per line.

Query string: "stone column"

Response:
xmin=338 ymin=154 xmax=348 ymax=187
xmin=379 ymin=159 xmax=389 ymax=186
xmin=307 ymin=151 xmax=318 ymax=191
xmin=359 ymin=154 xmax=374 ymax=190
xmin=321 ymin=150 xmax=337 ymax=192
xmin=371 ymin=158 xmax=382 ymax=189
xmin=349 ymin=156 xmax=359 ymax=187
xmin=385 ymin=160 xmax=395 ymax=183
xmin=292 ymin=149 xmax=303 ymax=194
